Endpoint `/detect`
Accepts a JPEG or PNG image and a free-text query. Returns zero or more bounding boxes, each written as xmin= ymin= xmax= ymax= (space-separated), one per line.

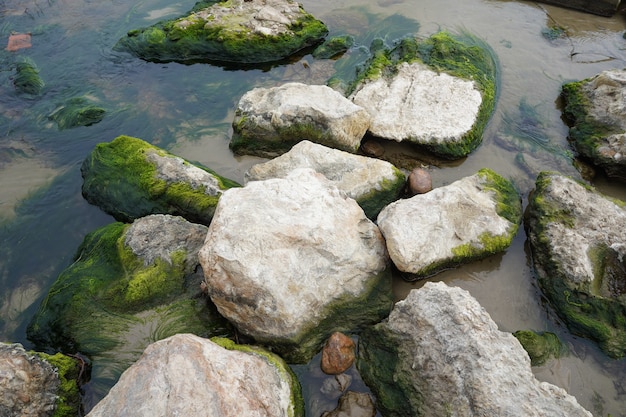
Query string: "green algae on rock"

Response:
xmin=13 ymin=57 xmax=44 ymax=96
xmin=115 ymin=0 xmax=328 ymax=64
xmin=47 ymin=96 xmax=105 ymax=130
xmin=513 ymin=330 xmax=566 ymax=366
xmin=35 ymin=352 xmax=82 ymax=417
xmin=81 ymin=135 xmax=240 ymax=225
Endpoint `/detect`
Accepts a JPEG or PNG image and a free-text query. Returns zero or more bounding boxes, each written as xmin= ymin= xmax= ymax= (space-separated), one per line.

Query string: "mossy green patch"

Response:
xmin=115 ymin=0 xmax=328 ymax=64
xmin=13 ymin=57 xmax=44 ymax=96
xmin=357 ymin=168 xmax=406 ymax=219
xmin=47 ymin=97 xmax=105 ymax=130
xmin=513 ymin=330 xmax=566 ymax=366
xmin=312 ymin=35 xmax=354 ymax=59
xmin=35 ymin=352 xmax=81 ymax=417
xmin=212 ymin=337 xmax=304 ymax=417
xmin=81 ymin=135 xmax=240 ymax=225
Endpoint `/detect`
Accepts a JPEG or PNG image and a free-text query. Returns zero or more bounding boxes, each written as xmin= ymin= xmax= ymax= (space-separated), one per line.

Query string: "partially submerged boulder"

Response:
xmin=561 ymin=69 xmax=626 ymax=182
xmin=348 ymin=32 xmax=497 ymax=159
xmin=27 ymin=215 xmax=231 ymax=394
xmin=358 ymin=282 xmax=593 ymax=417
xmin=13 ymin=57 xmax=44 ymax=96
xmin=86 ymin=334 xmax=303 ymax=417
xmin=535 ymin=0 xmax=621 ymax=17
xmin=48 ymin=96 xmax=105 ymax=130
xmin=525 ymin=171 xmax=626 ymax=358
xmin=244 ymin=140 xmax=405 ymax=218
xmin=376 ymin=168 xmax=521 ymax=279
xmin=199 ymin=168 xmax=392 ymax=363
xmin=81 ymin=135 xmax=240 ymax=225
xmin=0 ymin=343 xmax=81 ymax=417
xmin=115 ymin=0 xmax=328 ymax=64
xmin=231 ymin=83 xmax=371 ymax=157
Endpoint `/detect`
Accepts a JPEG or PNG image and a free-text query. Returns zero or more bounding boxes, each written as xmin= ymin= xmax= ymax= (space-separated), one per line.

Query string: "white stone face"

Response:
xmin=146 ymin=150 xmax=222 ymax=196
xmin=350 ymin=62 xmax=482 ymax=144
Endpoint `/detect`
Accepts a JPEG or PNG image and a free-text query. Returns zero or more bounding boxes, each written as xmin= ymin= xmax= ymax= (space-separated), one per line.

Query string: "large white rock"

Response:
xmin=199 ymin=168 xmax=392 ymax=363
xmin=358 ymin=282 xmax=593 ymax=417
xmin=376 ymin=169 xmax=520 ymax=278
xmin=86 ymin=334 xmax=302 ymax=417
xmin=350 ymin=62 xmax=482 ymax=147
xmin=245 ymin=140 xmax=405 ymax=218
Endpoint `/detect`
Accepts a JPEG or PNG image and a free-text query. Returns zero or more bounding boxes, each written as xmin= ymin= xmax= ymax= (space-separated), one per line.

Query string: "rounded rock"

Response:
xmin=321 ymin=332 xmax=356 ymax=375
xmin=408 ymin=167 xmax=432 ymax=195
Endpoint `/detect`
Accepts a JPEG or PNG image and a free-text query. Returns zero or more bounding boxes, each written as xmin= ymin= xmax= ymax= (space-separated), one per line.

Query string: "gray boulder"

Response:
xmin=245 ymin=140 xmax=405 ymax=218
xmin=525 ymin=171 xmax=626 ymax=358
xmin=86 ymin=333 xmax=303 ymax=417
xmin=358 ymin=281 xmax=593 ymax=417
xmin=376 ymin=168 xmax=521 ymax=279
xmin=231 ymin=83 xmax=371 ymax=157
xmin=199 ymin=168 xmax=392 ymax=363
xmin=561 ymin=68 xmax=626 ymax=182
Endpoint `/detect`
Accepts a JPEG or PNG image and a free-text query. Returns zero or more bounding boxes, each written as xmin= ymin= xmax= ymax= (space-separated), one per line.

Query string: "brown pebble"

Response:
xmin=360 ymin=140 xmax=385 ymax=158
xmin=321 ymin=332 xmax=355 ymax=375
xmin=408 ymin=167 xmax=432 ymax=195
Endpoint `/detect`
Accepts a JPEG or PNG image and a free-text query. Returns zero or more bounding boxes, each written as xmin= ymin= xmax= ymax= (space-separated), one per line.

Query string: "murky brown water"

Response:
xmin=2 ymin=0 xmax=626 ymax=414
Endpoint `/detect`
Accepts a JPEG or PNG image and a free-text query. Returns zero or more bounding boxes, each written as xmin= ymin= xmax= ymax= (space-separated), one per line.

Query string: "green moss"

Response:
xmin=35 ymin=352 xmax=81 ymax=417
xmin=212 ymin=337 xmax=304 ymax=417
xmin=357 ymin=168 xmax=406 ymax=219
xmin=312 ymin=35 xmax=354 ymax=59
xmin=47 ymin=97 xmax=105 ymax=130
xmin=81 ymin=135 xmax=240 ymax=224
xmin=513 ymin=330 xmax=566 ymax=366
xmin=477 ymin=168 xmax=521 ymax=225
xmin=13 ymin=57 xmax=44 ymax=96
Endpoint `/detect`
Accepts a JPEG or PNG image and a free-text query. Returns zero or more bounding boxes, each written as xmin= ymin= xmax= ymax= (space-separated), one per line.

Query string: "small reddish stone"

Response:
xmin=321 ymin=332 xmax=355 ymax=375
xmin=408 ymin=167 xmax=432 ymax=195
xmin=7 ymin=33 xmax=32 ymax=52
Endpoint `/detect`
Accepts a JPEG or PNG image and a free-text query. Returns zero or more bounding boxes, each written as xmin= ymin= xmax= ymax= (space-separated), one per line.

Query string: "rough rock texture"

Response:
xmin=244 ymin=140 xmax=405 ymax=218
xmin=86 ymin=334 xmax=303 ymax=417
xmin=376 ymin=168 xmax=521 ymax=279
xmin=321 ymin=391 xmax=376 ymax=417
xmin=561 ymin=68 xmax=626 ymax=182
xmin=0 ymin=343 xmax=59 ymax=417
xmin=199 ymin=168 xmax=392 ymax=363
xmin=115 ymin=0 xmax=328 ymax=64
xmin=358 ymin=282 xmax=593 ymax=417
xmin=81 ymin=135 xmax=240 ymax=225
xmin=231 ymin=83 xmax=371 ymax=157
xmin=525 ymin=171 xmax=626 ymax=358
xmin=27 ymin=215 xmax=231 ymax=400
xmin=535 ymin=0 xmax=621 ymax=16
xmin=321 ymin=332 xmax=356 ymax=375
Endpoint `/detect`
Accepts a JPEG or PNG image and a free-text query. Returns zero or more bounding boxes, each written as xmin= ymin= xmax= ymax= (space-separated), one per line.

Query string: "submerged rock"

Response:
xmin=27 ymin=215 xmax=231 ymax=396
xmin=48 ymin=96 xmax=105 ymax=130
xmin=525 ymin=171 xmax=626 ymax=358
xmin=86 ymin=334 xmax=303 ymax=417
xmin=321 ymin=391 xmax=376 ymax=417
xmin=358 ymin=282 xmax=593 ymax=417
xmin=244 ymin=140 xmax=405 ymax=218
xmin=376 ymin=168 xmax=521 ymax=279
xmin=231 ymin=83 xmax=371 ymax=157
xmin=199 ymin=168 xmax=392 ymax=363
xmin=348 ymin=32 xmax=497 ymax=159
xmin=81 ymin=135 xmax=240 ymax=225
xmin=115 ymin=0 xmax=328 ymax=64
xmin=561 ymin=69 xmax=626 ymax=182
xmin=534 ymin=0 xmax=621 ymax=17
xmin=13 ymin=57 xmax=44 ymax=96
xmin=513 ymin=330 xmax=566 ymax=366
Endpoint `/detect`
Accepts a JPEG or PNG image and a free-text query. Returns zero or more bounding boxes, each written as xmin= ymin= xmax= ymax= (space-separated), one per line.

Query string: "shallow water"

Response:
xmin=1 ymin=0 xmax=626 ymax=415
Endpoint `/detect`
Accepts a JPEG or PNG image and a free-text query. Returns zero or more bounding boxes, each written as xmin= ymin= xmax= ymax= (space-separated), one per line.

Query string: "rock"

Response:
xmin=321 ymin=391 xmax=377 ymax=417
xmin=81 ymin=135 xmax=240 ymax=224
xmin=407 ymin=167 xmax=432 ymax=195
xmin=27 ymin=215 xmax=231 ymax=399
xmin=358 ymin=282 xmax=593 ymax=417
xmin=244 ymin=140 xmax=405 ymax=218
xmin=115 ymin=0 xmax=328 ymax=64
xmin=534 ymin=0 xmax=621 ymax=17
xmin=13 ymin=57 xmax=44 ymax=96
xmin=86 ymin=334 xmax=303 ymax=417
xmin=0 ymin=343 xmax=81 ymax=417
xmin=513 ymin=330 xmax=566 ymax=366
xmin=312 ymin=35 xmax=354 ymax=59
xmin=231 ymin=83 xmax=371 ymax=157
xmin=525 ymin=171 xmax=626 ymax=358
xmin=376 ymin=168 xmax=521 ymax=279
xmin=359 ymin=139 xmax=384 ymax=158
xmin=349 ymin=32 xmax=497 ymax=159
xmin=321 ymin=332 xmax=356 ymax=375
xmin=199 ymin=168 xmax=392 ymax=363
xmin=48 ymin=96 xmax=105 ymax=130
xmin=6 ymin=33 xmax=32 ymax=51
xmin=561 ymin=69 xmax=626 ymax=182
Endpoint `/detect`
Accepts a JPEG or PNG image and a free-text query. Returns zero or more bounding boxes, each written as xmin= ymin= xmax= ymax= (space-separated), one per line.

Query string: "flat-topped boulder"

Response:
xmin=561 ymin=68 xmax=626 ymax=182
xmin=86 ymin=334 xmax=303 ymax=417
xmin=27 ymin=215 xmax=231 ymax=396
xmin=348 ymin=32 xmax=497 ymax=159
xmin=244 ymin=140 xmax=405 ymax=218
xmin=81 ymin=135 xmax=240 ymax=225
xmin=358 ymin=282 xmax=593 ymax=417
xmin=115 ymin=0 xmax=328 ymax=64
xmin=199 ymin=168 xmax=392 ymax=363
xmin=376 ymin=168 xmax=521 ymax=279
xmin=525 ymin=171 xmax=626 ymax=358
xmin=231 ymin=83 xmax=371 ymax=157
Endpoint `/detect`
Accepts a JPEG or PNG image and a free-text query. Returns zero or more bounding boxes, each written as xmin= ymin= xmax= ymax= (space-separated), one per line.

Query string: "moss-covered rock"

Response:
xmin=525 ymin=171 xmax=626 ymax=358
xmin=13 ymin=57 xmax=44 ymax=96
xmin=513 ymin=330 xmax=566 ymax=366
xmin=115 ymin=0 xmax=328 ymax=64
xmin=47 ymin=96 xmax=105 ymax=130
xmin=81 ymin=135 xmax=240 ymax=225
xmin=35 ymin=352 xmax=82 ymax=417
xmin=312 ymin=35 xmax=354 ymax=59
